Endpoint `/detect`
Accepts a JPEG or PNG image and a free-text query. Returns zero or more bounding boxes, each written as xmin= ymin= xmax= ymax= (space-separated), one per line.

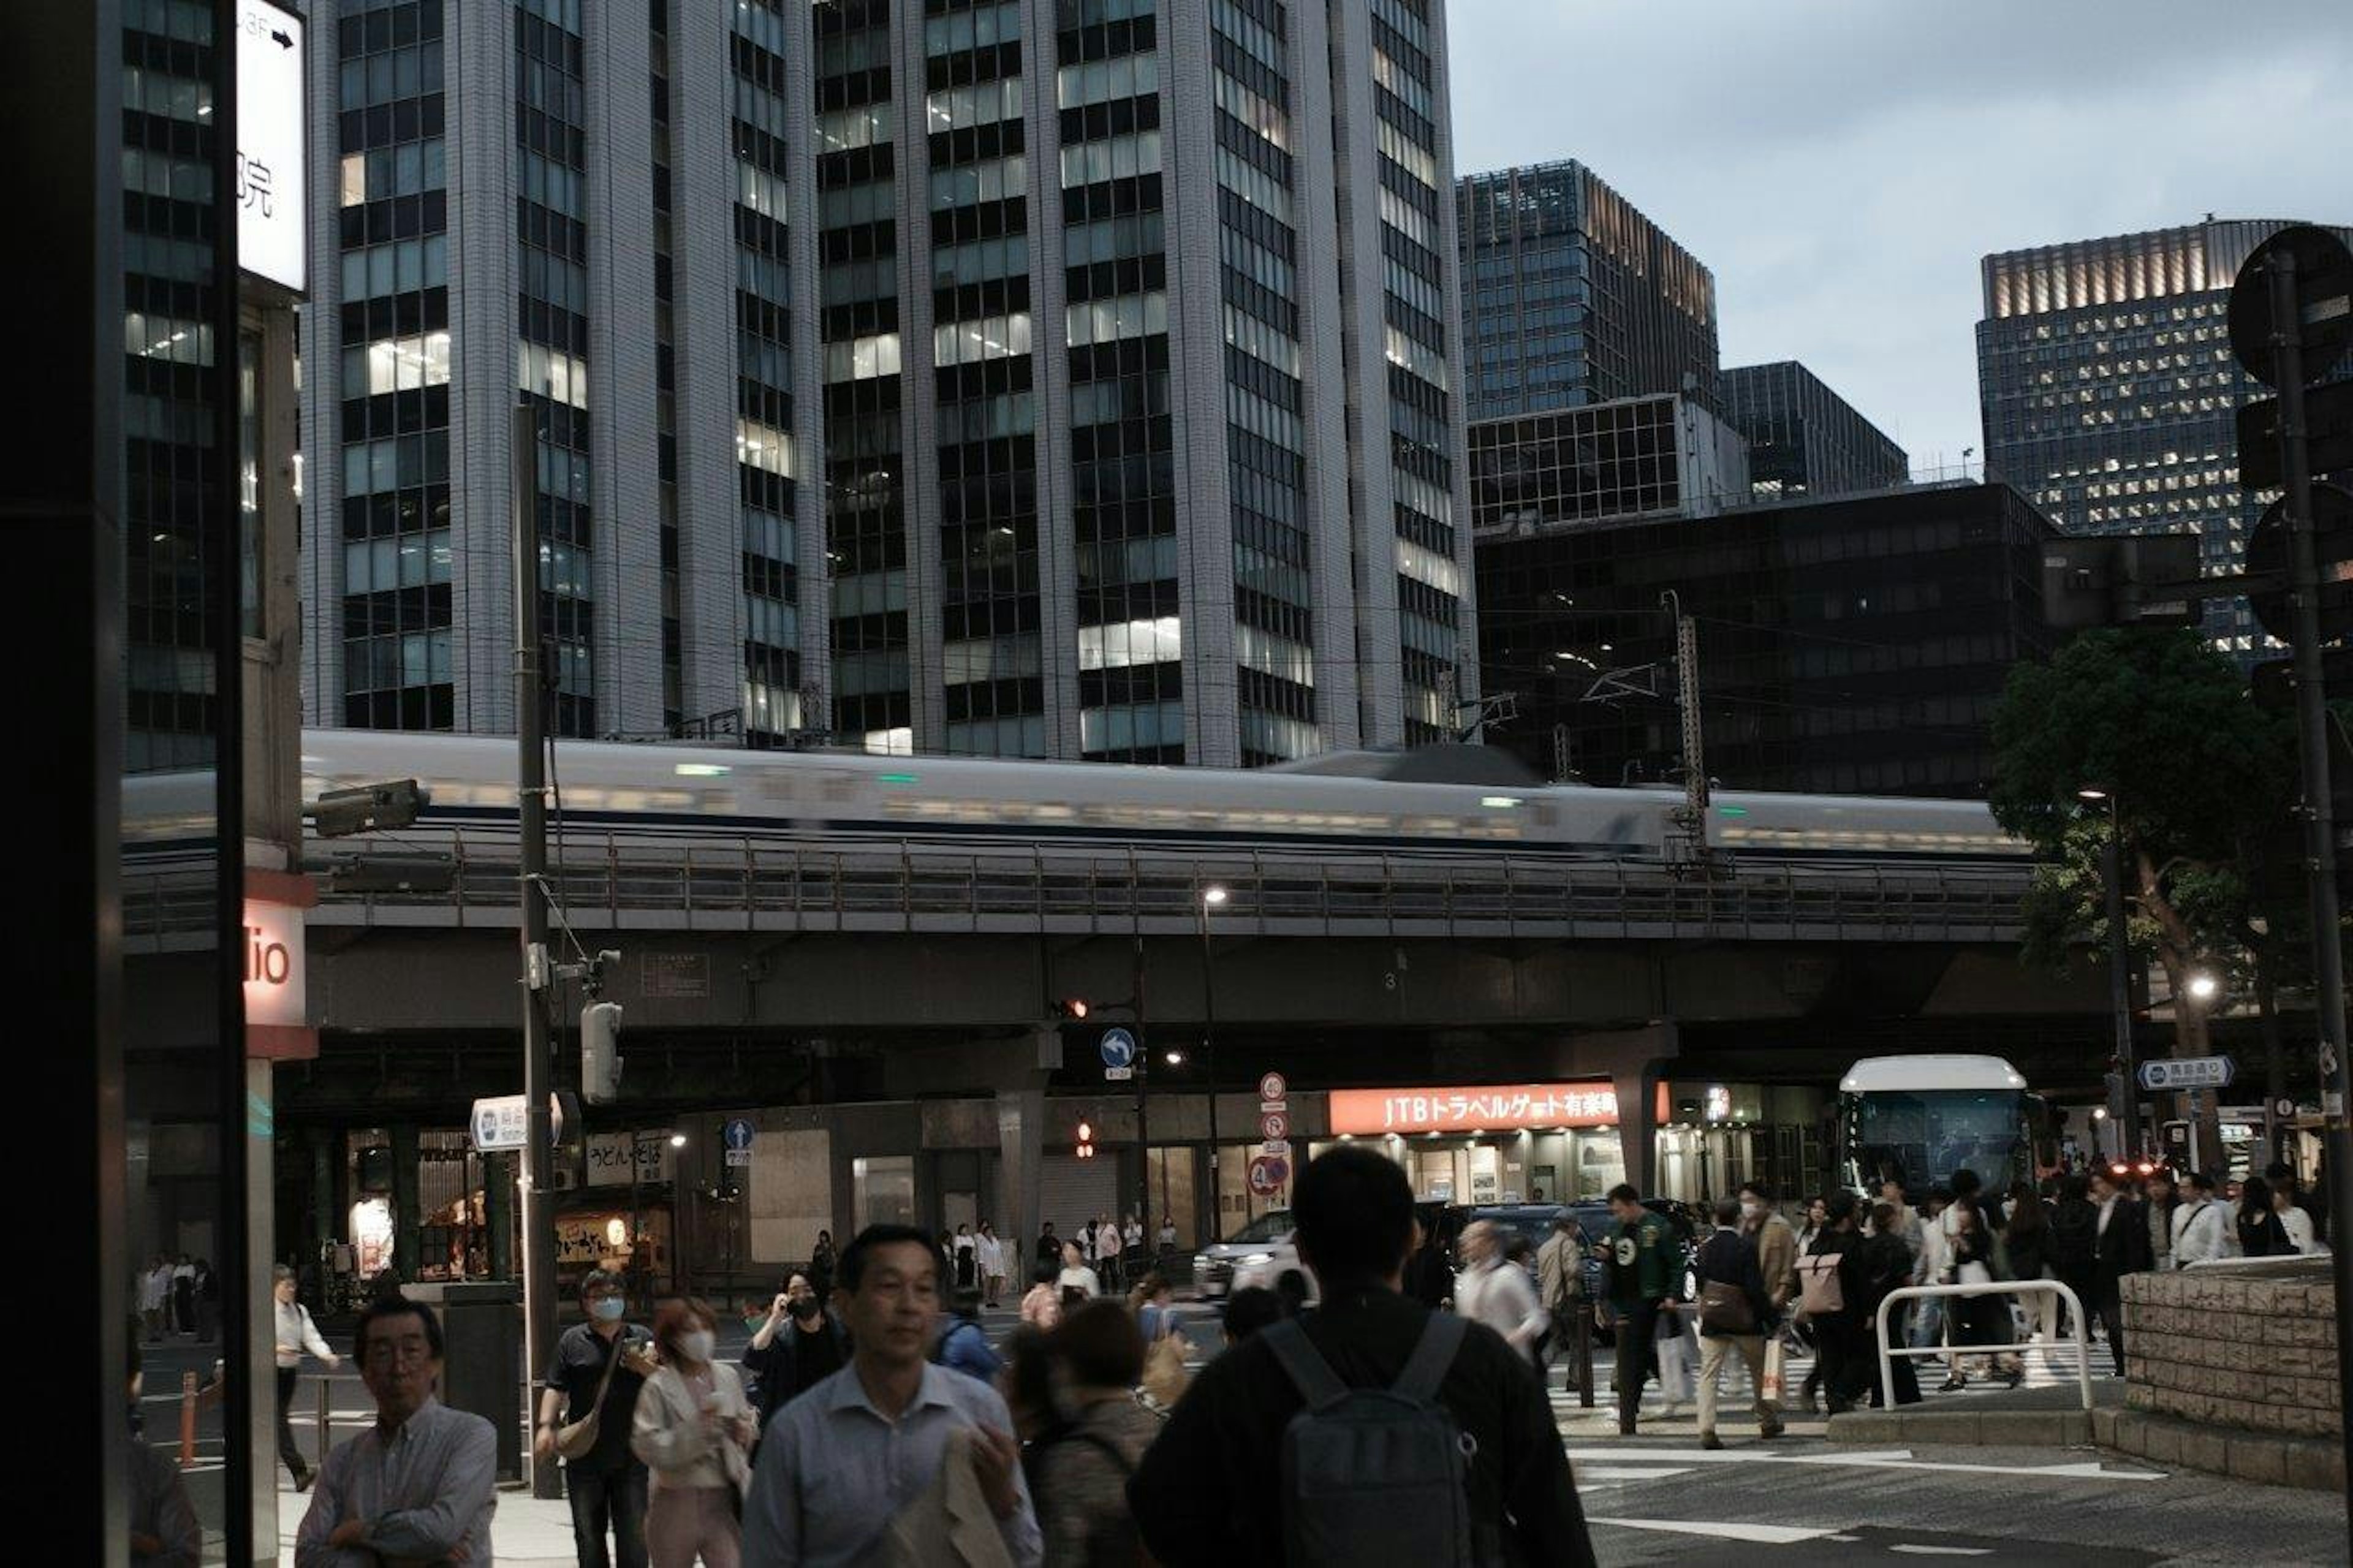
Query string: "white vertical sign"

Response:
xmin=235 ymin=1 xmax=307 ymax=292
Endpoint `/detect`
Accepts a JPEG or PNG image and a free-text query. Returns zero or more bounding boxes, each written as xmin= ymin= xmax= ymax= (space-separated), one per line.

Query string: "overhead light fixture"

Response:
xmin=1203 ymin=885 xmax=1229 ymax=906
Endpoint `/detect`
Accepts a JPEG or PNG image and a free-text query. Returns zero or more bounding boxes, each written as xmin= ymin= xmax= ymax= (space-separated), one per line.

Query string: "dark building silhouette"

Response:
xmin=1474 ymin=482 xmax=2059 ymax=796
xmin=1720 ymin=360 xmax=1909 ymax=502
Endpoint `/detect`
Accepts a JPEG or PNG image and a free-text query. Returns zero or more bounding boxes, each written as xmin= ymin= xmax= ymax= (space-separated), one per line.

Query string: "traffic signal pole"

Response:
xmin=2263 ymin=251 xmax=2353 ymax=1550
xmin=514 ymin=401 xmax=562 ymax=1500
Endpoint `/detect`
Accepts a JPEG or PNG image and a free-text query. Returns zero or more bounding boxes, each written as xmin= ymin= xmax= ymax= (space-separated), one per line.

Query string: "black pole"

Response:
xmin=2102 ymin=800 xmax=2139 ymax=1157
xmin=2262 ymin=249 xmax=2353 ymax=1558
xmin=1199 ymin=890 xmax=1222 ymax=1243
xmin=1133 ymin=925 xmax=1151 ymax=1261
xmin=515 ymin=400 xmax=561 ymax=1499
xmin=208 ymin=2 xmax=252 ymax=1554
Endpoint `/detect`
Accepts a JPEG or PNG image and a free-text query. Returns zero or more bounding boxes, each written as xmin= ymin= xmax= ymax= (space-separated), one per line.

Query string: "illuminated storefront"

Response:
xmin=1325 ymin=1081 xmax=1626 ymax=1203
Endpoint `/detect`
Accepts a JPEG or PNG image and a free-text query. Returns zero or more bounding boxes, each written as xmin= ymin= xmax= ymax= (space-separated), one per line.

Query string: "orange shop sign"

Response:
xmin=1329 ymin=1083 xmax=1619 ymax=1136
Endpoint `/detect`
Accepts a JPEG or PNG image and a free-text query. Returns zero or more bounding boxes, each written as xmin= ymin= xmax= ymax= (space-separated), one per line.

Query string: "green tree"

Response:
xmin=1988 ymin=627 xmax=2300 ymax=1058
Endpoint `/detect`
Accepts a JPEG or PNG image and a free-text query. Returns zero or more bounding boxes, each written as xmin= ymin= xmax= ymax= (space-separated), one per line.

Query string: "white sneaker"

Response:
xmin=1657 ymin=1401 xmax=1682 ymax=1420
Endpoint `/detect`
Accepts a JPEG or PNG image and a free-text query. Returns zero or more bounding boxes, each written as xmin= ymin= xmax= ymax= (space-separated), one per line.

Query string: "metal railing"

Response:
xmin=123 ymin=827 xmax=2031 ymax=944
xmin=1874 ymin=1278 xmax=2093 ymax=1412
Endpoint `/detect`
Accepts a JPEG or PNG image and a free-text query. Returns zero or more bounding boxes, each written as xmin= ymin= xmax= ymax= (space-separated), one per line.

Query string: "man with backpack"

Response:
xmin=1127 ymin=1145 xmax=1590 ymax=1566
xmin=1796 ymin=1192 xmax=1870 ymax=1414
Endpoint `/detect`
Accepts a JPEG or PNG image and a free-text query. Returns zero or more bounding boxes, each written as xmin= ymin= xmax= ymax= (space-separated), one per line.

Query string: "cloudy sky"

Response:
xmin=1446 ymin=0 xmax=2353 ymax=471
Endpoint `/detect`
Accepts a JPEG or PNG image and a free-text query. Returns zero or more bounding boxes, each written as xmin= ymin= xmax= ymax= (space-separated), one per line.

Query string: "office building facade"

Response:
xmin=1470 ymin=392 xmax=1749 ymax=534
xmin=1720 ymin=360 xmax=1908 ymax=502
xmin=1457 ymin=159 xmax=1718 ymax=423
xmin=300 ymin=0 xmax=1474 ymax=764
xmin=1474 ymin=482 xmax=2059 ymax=796
xmin=1976 ymin=218 xmax=2353 ymax=652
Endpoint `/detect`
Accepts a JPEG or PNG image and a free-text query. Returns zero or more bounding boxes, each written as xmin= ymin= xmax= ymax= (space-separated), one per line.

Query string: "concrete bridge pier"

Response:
xmin=1553 ymin=1023 xmax=1680 ymax=1198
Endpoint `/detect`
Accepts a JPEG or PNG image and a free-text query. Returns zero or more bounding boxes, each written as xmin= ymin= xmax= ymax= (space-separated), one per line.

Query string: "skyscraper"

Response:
xmin=1976 ymin=218 xmax=2353 ymax=652
xmin=1719 ymin=360 xmax=1908 ymax=502
xmin=300 ymin=0 xmax=1474 ymax=765
xmin=1457 ymin=159 xmax=1718 ymax=423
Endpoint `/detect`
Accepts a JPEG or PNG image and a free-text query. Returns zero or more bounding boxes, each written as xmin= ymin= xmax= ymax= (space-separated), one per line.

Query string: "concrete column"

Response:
xmin=308 ymin=1127 xmax=335 ymax=1263
xmin=485 ymin=1153 xmax=514 ymax=1281
xmin=244 ymin=1061 xmax=279 ymax=1565
xmin=995 ymin=1028 xmax=1063 ymax=1254
xmin=391 ymin=1123 xmax=422 ymax=1284
xmin=1553 ymin=1023 xmax=1680 ymax=1199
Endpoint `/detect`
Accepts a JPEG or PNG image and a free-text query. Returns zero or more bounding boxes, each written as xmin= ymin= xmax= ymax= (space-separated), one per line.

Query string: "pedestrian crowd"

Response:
xmin=261 ymin=1151 xmax=2325 ymax=1566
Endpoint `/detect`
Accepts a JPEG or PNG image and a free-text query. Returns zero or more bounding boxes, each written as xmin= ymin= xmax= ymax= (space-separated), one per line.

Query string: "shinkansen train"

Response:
xmin=124 ymin=729 xmax=2032 ymax=869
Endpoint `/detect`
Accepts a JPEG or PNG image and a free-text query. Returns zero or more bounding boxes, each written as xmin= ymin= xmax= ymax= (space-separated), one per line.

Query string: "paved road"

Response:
xmin=1570 ymin=1434 xmax=2345 ymax=1566
xmin=147 ymin=1312 xmax=2352 ymax=1566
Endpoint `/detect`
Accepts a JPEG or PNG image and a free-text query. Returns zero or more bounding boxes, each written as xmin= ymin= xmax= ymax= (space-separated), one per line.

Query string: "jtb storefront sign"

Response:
xmin=1330 ymin=1083 xmax=1619 ymax=1136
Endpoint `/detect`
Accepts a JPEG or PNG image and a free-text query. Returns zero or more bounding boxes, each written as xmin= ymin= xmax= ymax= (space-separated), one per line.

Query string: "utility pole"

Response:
xmin=2224 ymin=224 xmax=2353 ymax=1561
xmin=2262 ymin=251 xmax=2353 ymax=1553
xmin=513 ymin=400 xmax=561 ymax=1501
xmin=1662 ymin=591 xmax=1711 ymax=868
xmin=2092 ymin=795 xmax=2139 ymax=1154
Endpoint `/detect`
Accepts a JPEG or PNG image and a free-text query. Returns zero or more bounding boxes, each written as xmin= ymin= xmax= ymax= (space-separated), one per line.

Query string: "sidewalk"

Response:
xmin=275 ymin=1484 xmax=581 ymax=1568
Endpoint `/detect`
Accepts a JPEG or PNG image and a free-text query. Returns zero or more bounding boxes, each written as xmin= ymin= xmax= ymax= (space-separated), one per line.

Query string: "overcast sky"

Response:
xmin=1445 ymin=0 xmax=2353 ymax=471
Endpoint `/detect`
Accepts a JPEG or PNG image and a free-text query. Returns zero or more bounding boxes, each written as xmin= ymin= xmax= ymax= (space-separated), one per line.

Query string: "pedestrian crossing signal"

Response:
xmin=1076 ymin=1121 xmax=1096 ymax=1158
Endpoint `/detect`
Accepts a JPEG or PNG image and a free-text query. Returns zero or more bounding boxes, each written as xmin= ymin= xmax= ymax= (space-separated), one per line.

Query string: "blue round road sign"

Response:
xmin=1099 ymin=1028 xmax=1137 ymax=1069
xmin=724 ymin=1117 xmax=756 ymax=1151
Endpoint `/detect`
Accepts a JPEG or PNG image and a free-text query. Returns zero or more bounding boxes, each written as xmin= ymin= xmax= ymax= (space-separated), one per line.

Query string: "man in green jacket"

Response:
xmin=1599 ymin=1183 xmax=1677 ymax=1435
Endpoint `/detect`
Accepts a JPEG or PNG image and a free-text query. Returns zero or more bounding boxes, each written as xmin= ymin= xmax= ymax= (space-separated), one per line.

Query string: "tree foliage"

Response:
xmin=1988 ymin=627 xmax=2300 ymax=1051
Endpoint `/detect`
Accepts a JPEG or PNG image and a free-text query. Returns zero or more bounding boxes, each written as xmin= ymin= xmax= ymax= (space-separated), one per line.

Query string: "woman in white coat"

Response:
xmin=632 ymin=1298 xmax=756 ymax=1567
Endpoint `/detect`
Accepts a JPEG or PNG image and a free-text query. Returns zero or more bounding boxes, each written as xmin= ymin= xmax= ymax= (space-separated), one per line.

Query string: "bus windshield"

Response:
xmin=1845 ymin=1089 xmax=2028 ymax=1192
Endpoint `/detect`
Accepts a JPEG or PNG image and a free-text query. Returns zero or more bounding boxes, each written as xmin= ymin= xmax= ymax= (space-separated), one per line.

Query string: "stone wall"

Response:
xmin=2120 ymin=1260 xmax=2340 ymax=1438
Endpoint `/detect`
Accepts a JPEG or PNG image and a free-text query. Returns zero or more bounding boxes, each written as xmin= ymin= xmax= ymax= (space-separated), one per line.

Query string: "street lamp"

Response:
xmin=1199 ymin=882 xmax=1227 ymax=1243
xmin=2186 ymin=972 xmax=2221 ymax=1004
xmin=2079 ymin=786 xmax=2138 ymax=1154
xmin=668 ymin=1132 xmax=688 ymax=1149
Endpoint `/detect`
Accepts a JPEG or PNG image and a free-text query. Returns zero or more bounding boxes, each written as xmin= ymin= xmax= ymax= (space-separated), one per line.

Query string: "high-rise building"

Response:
xmin=1457 ymin=159 xmax=1718 ymax=423
xmin=1976 ymin=218 xmax=2353 ymax=652
xmin=299 ymin=0 xmax=1474 ymax=765
xmin=1470 ymin=392 xmax=1749 ymax=534
xmin=1475 ymin=482 xmax=2060 ymax=796
xmin=1720 ymin=360 xmax=1908 ymax=502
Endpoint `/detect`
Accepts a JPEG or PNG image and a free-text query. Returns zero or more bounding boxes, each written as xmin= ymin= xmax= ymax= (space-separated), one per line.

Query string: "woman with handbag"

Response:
xmin=1940 ymin=1198 xmax=2019 ymax=1393
xmin=633 ymin=1298 xmax=757 ymax=1568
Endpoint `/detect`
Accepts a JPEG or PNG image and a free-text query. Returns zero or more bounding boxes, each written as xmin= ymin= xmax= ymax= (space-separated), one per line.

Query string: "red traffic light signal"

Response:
xmin=1056 ymin=998 xmax=1091 ymax=1020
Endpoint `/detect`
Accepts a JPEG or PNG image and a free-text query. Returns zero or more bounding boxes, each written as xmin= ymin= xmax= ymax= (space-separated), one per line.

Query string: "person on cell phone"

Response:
xmin=634 ymin=1297 xmax=756 ymax=1567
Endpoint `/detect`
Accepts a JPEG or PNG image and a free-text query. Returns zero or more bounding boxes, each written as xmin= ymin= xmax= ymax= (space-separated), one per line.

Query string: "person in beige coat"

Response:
xmin=633 ymin=1298 xmax=756 ymax=1568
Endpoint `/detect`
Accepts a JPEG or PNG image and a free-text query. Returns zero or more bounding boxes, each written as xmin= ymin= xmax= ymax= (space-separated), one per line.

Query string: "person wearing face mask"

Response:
xmin=743 ymin=1272 xmax=848 ymax=1436
xmin=537 ymin=1269 xmax=661 ymax=1568
xmin=634 ymin=1298 xmax=757 ymax=1567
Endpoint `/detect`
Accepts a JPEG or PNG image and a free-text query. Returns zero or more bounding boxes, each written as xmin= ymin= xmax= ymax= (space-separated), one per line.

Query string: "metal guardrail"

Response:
xmin=124 ymin=827 xmax=2031 ymax=944
xmin=1874 ymin=1278 xmax=2094 ymax=1412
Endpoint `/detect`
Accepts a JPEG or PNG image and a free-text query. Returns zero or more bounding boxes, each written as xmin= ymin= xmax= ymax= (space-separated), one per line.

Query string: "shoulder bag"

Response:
xmin=556 ymin=1332 xmax=629 ymax=1461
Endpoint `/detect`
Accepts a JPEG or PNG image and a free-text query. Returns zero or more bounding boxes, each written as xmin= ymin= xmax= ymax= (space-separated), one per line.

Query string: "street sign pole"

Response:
xmin=513 ymin=401 xmax=561 ymax=1500
xmin=2257 ymin=240 xmax=2353 ymax=1557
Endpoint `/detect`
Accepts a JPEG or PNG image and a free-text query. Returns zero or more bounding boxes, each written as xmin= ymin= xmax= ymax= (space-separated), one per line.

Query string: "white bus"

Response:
xmin=1836 ymin=1055 xmax=2056 ymax=1196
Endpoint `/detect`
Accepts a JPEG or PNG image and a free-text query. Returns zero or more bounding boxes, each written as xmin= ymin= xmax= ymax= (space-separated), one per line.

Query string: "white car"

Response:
xmin=1191 ymin=1209 xmax=1319 ymax=1306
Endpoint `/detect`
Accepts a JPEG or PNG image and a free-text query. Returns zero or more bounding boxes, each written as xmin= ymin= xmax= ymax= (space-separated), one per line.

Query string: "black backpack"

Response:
xmin=1263 ymin=1313 xmax=1483 ymax=1567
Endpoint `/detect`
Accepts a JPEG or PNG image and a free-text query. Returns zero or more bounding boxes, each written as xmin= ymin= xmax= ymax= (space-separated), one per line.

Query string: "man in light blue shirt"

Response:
xmin=295 ymin=1295 xmax=496 ymax=1566
xmin=745 ymin=1224 xmax=1040 ymax=1567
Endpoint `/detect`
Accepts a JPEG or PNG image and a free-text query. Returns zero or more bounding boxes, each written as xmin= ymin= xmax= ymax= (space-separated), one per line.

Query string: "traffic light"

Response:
xmin=1055 ymin=998 xmax=1091 ymax=1020
xmin=1075 ymin=1119 xmax=1096 ymax=1159
xmin=582 ymin=1002 xmax=623 ymax=1104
